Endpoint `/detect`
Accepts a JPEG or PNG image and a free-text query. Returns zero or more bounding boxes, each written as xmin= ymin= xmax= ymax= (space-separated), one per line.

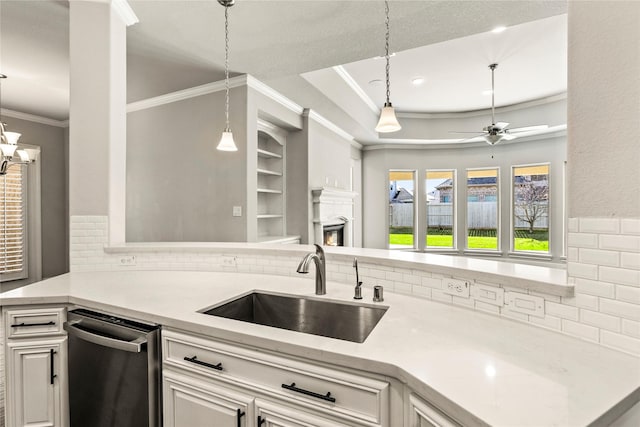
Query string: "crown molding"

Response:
xmin=362 ymin=124 xmax=567 ymax=151
xmin=245 ymin=75 xmax=304 ymax=115
xmin=307 ymin=110 xmax=355 ymax=144
xmin=397 ymin=93 xmax=567 ymax=120
xmin=112 ymin=0 xmax=139 ymax=26
xmin=332 ymin=65 xmax=379 ymax=115
xmin=126 ymin=75 xmax=248 ymax=113
xmin=1 ymin=109 xmax=69 ymax=128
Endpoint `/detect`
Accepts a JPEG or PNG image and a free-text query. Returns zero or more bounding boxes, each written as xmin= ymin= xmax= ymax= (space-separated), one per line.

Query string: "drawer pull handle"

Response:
xmin=50 ymin=349 xmax=57 ymax=385
xmin=183 ymin=356 xmax=223 ymax=371
xmin=257 ymin=415 xmax=266 ymax=425
xmin=236 ymin=409 xmax=245 ymax=427
xmin=11 ymin=321 xmax=56 ymax=328
xmin=281 ymin=382 xmax=336 ymax=403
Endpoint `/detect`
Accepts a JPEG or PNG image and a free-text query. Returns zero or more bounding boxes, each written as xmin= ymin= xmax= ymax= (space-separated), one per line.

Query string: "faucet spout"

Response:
xmin=296 ymin=244 xmax=326 ymax=295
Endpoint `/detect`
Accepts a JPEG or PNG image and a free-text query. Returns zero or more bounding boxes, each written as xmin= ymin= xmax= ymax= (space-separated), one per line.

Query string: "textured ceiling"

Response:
xmin=0 ymin=0 xmax=568 ymax=127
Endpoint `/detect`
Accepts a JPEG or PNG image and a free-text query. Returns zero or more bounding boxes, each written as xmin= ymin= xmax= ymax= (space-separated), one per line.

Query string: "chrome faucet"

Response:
xmin=353 ymin=258 xmax=362 ymax=300
xmin=296 ymin=244 xmax=326 ymax=295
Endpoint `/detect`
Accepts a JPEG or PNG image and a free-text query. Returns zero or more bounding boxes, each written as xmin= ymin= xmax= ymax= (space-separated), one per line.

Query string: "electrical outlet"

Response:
xmin=443 ymin=278 xmax=470 ymax=298
xmin=119 ymin=255 xmax=136 ymax=266
xmin=221 ymin=256 xmax=237 ymax=267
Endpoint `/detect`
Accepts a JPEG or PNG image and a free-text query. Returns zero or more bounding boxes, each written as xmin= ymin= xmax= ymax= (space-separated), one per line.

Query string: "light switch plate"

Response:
xmin=232 ymin=206 xmax=242 ymax=217
xmin=443 ymin=279 xmax=470 ymax=298
xmin=504 ymin=291 xmax=545 ymax=318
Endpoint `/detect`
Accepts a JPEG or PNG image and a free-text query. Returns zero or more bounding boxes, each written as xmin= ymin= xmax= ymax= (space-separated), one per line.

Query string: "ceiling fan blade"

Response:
xmin=456 ymin=134 xmax=487 ymax=143
xmin=509 ymin=124 xmax=549 ymax=133
xmin=501 ymin=133 xmax=517 ymax=141
xmin=494 ymin=122 xmax=510 ymax=130
xmin=449 ymin=131 xmax=489 ymax=134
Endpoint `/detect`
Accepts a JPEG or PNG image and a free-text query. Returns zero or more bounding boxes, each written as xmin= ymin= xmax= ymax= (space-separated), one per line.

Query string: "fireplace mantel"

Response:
xmin=311 ymin=187 xmax=358 ymax=246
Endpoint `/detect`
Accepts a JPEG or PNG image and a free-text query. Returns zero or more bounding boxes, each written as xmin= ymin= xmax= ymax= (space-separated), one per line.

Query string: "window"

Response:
xmin=512 ymin=164 xmax=549 ymax=253
xmin=1 ymin=163 xmax=27 ymax=281
xmin=425 ymin=170 xmax=455 ymax=249
xmin=388 ymin=170 xmax=416 ymax=249
xmin=466 ymin=168 xmax=499 ymax=251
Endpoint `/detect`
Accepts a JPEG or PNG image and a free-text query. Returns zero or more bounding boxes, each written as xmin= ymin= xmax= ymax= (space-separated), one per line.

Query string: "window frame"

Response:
xmin=1 ymin=163 xmax=28 ymax=282
xmin=425 ymin=169 xmax=457 ymax=251
xmin=510 ymin=162 xmax=551 ymax=256
xmin=387 ymin=169 xmax=418 ymax=250
xmin=464 ymin=167 xmax=501 ymax=253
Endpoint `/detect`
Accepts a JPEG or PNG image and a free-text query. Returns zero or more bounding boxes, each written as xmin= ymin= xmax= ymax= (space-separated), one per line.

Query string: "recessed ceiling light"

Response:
xmin=491 ymin=26 xmax=507 ymax=33
xmin=369 ymin=79 xmax=384 ymax=86
xmin=482 ymin=89 xmax=493 ymax=96
xmin=411 ymin=76 xmax=426 ymax=86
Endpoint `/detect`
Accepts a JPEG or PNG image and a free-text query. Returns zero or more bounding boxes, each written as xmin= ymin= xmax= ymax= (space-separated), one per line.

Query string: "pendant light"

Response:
xmin=375 ymin=0 xmax=402 ymax=133
xmin=0 ymin=74 xmax=35 ymax=175
xmin=216 ymin=0 xmax=238 ymax=152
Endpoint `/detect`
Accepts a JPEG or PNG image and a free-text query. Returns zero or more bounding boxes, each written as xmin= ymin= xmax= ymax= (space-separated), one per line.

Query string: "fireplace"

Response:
xmin=323 ymin=223 xmax=345 ymax=246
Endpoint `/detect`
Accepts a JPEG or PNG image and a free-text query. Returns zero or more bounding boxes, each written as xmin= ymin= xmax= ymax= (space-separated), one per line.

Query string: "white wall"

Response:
xmin=362 ymin=135 xmax=567 ymax=258
xmin=567 ymin=1 xmax=640 ymax=218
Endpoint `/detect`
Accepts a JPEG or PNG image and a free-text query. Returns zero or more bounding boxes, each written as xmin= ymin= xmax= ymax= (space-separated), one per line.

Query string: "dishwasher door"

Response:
xmin=65 ymin=309 xmax=161 ymax=427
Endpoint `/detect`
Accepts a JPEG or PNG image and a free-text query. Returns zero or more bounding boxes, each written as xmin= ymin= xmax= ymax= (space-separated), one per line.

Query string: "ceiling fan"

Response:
xmin=452 ymin=63 xmax=548 ymax=145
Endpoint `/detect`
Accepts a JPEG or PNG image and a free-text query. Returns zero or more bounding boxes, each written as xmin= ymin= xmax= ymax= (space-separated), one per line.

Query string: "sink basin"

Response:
xmin=200 ymin=291 xmax=388 ymax=343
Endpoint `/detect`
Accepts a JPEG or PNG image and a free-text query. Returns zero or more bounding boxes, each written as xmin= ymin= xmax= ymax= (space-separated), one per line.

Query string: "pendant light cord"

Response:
xmin=384 ymin=0 xmax=391 ymax=105
xmin=224 ymin=4 xmax=230 ymax=132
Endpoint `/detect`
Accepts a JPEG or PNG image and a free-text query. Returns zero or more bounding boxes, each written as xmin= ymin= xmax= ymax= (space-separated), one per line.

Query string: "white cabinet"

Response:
xmin=4 ymin=306 xmax=67 ymax=427
xmin=162 ymin=329 xmax=390 ymax=427
xmin=407 ymin=394 xmax=459 ymax=427
xmin=163 ymin=370 xmax=252 ymax=427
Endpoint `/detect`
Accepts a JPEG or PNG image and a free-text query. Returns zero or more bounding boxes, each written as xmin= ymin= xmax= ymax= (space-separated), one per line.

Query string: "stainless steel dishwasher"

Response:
xmin=64 ymin=308 xmax=161 ymax=427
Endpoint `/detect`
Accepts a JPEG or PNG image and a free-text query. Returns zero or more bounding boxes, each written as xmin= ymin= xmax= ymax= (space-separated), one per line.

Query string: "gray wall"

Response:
xmin=362 ymin=136 xmax=566 ymax=259
xmin=567 ymin=1 xmax=640 ymax=218
xmin=2 ymin=116 xmax=68 ymax=281
xmin=126 ymin=86 xmax=249 ymax=242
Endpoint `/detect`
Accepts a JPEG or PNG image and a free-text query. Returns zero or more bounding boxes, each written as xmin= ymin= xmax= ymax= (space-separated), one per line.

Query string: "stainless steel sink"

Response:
xmin=200 ymin=291 xmax=388 ymax=343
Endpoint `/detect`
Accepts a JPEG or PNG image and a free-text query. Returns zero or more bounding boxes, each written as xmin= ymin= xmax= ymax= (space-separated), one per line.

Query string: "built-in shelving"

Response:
xmin=256 ymin=120 xmax=288 ymax=243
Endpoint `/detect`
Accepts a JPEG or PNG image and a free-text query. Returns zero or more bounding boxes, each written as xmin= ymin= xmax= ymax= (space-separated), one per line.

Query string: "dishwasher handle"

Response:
xmin=64 ymin=321 xmax=147 ymax=353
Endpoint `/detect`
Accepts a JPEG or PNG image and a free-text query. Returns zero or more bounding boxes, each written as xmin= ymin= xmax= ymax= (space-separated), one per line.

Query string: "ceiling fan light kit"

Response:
xmin=0 ymin=74 xmax=36 ymax=175
xmin=215 ymin=0 xmax=238 ymax=152
xmin=375 ymin=0 xmax=401 ymax=134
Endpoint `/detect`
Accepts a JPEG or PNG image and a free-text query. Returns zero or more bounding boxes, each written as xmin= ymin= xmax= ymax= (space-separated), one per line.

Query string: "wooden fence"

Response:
xmin=389 ymin=202 xmax=548 ymax=229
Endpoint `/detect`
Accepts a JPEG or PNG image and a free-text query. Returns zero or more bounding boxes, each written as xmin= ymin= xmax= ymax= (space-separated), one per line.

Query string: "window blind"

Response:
xmin=1 ymin=163 xmax=27 ymax=280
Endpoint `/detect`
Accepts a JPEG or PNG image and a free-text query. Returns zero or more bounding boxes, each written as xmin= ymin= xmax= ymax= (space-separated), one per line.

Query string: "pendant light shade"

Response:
xmin=216 ymin=0 xmax=238 ymax=152
xmin=376 ymin=0 xmax=401 ymax=134
xmin=375 ymin=103 xmax=401 ymax=133
xmin=217 ymin=130 xmax=237 ymax=151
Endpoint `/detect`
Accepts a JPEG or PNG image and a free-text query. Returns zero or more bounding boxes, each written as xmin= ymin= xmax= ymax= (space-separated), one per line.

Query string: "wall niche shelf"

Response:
xmin=256 ymin=120 xmax=289 ymax=243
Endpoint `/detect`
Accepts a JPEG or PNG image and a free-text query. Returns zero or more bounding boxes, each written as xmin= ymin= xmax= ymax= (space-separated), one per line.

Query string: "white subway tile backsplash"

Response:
xmin=567 ymin=247 xmax=579 ymax=262
xmin=622 ymin=320 xmax=640 ymax=338
xmin=501 ymin=308 xmax=530 ymax=322
xmin=529 ymin=314 xmax=562 ymax=331
xmin=431 ymin=289 xmax=453 ymax=304
xmin=580 ymin=217 xmax=620 ymax=234
xmin=599 ymin=266 xmax=640 ymax=287
xmin=575 ymin=294 xmax=600 ymax=311
xmin=580 ymin=309 xmax=621 ymax=332
xmin=452 ymin=295 xmax=474 ymax=308
xmin=562 ymin=319 xmax=599 ymax=342
xmin=616 ymin=285 xmax=640 ymax=304
xmin=475 ymin=300 xmax=501 ymax=314
xmin=574 ymin=278 xmax=615 ymax=298
xmin=568 ymin=218 xmax=579 ymax=233
xmin=394 ymin=281 xmax=412 ymax=295
xmin=411 ymin=285 xmax=431 ymax=299
xmin=422 ymin=277 xmax=443 ymax=289
xmin=546 ymin=301 xmax=579 ymax=321
xmin=567 ymin=262 xmax=598 ymax=280
xmin=568 ymin=232 xmax=598 ymax=249
xmin=601 ymin=331 xmax=640 ymax=355
xmin=621 ymin=219 xmax=640 ymax=235
xmin=600 ymin=299 xmax=640 ymax=321
xmin=578 ymin=248 xmax=619 ymax=267
xmin=621 ymin=252 xmax=640 ymax=270
xmin=599 ymin=234 xmax=640 ymax=252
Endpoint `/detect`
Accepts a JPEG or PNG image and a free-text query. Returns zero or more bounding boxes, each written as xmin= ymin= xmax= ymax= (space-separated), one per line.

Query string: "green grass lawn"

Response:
xmin=390 ymin=229 xmax=548 ymax=251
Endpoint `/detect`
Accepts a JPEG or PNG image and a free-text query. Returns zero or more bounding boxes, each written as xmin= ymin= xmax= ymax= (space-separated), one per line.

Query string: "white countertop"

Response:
xmin=1 ymin=270 xmax=637 ymax=426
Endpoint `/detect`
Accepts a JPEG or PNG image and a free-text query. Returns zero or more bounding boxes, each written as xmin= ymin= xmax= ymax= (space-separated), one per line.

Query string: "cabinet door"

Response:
xmin=255 ymin=398 xmax=345 ymax=427
xmin=6 ymin=339 xmax=67 ymax=427
xmin=408 ymin=394 xmax=458 ymax=427
xmin=163 ymin=370 xmax=253 ymax=427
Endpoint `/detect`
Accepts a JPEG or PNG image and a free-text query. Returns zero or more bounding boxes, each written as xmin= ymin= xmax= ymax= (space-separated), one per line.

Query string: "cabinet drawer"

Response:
xmin=5 ymin=307 xmax=66 ymax=338
xmin=163 ymin=329 xmax=389 ymax=426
